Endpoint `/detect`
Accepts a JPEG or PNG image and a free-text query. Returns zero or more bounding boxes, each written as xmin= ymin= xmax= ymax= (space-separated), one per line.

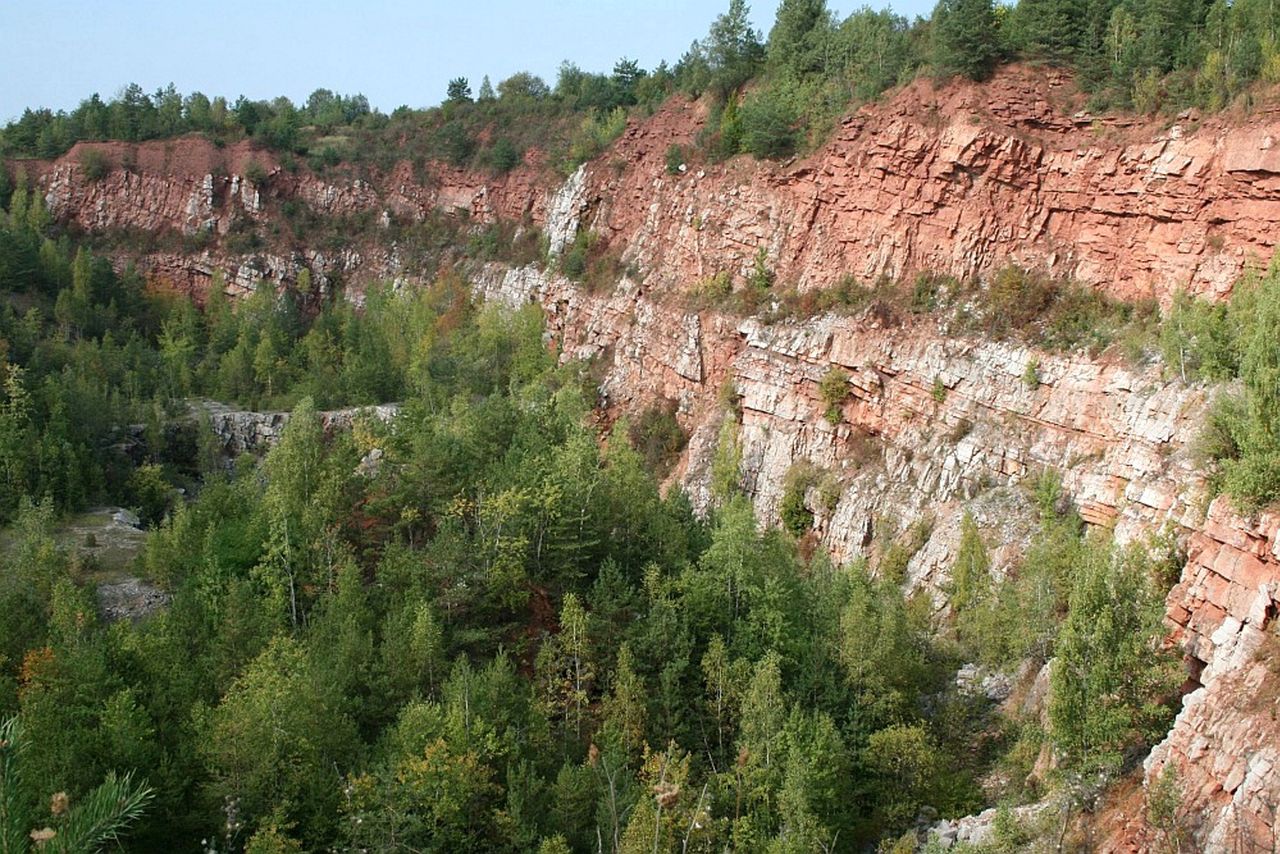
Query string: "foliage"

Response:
xmin=931 ymin=375 xmax=948 ymax=404
xmin=627 ymin=400 xmax=688 ymax=478
xmin=0 ymin=716 xmax=154 ymax=853
xmin=1048 ymin=536 xmax=1181 ymax=774
xmin=1177 ymin=262 xmax=1280 ymax=507
xmin=932 ymin=0 xmax=1001 ymax=80
xmin=665 ymin=144 xmax=686 ymax=175
xmin=77 ymin=148 xmax=111 ymax=182
xmin=739 ymin=86 xmax=801 ymax=158
xmin=818 ymin=366 xmax=850 ymax=424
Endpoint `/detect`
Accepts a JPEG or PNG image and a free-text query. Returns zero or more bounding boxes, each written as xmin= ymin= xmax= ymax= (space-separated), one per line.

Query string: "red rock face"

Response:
xmin=18 ymin=64 xmax=1280 ymax=306
xmin=1130 ymin=499 xmax=1280 ymax=852
xmin=592 ymin=66 xmax=1280 ymax=306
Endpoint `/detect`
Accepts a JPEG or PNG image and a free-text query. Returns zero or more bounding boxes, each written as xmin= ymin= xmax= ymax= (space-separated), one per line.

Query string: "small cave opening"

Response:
xmin=1181 ymin=654 xmax=1207 ymax=695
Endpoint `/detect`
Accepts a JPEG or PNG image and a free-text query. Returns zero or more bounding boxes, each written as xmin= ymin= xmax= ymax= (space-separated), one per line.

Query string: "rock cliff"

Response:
xmin=26 ymin=65 xmax=1280 ymax=306
xmin=16 ymin=63 xmax=1280 ymax=846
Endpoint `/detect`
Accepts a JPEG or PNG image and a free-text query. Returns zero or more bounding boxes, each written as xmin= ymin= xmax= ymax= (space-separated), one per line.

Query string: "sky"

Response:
xmin=0 ymin=0 xmax=934 ymax=123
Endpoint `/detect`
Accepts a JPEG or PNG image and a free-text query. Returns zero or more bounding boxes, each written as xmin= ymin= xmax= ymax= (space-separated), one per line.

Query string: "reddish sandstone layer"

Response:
xmin=17 ymin=64 xmax=1280 ymax=305
xmin=1134 ymin=500 xmax=1280 ymax=851
xmin=595 ymin=67 xmax=1280 ymax=305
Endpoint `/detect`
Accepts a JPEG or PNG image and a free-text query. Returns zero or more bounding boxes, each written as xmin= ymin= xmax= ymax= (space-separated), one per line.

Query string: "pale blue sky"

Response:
xmin=1 ymin=0 xmax=934 ymax=123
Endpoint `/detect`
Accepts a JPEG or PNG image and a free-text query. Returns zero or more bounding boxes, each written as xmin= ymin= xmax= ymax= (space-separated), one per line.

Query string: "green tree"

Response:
xmin=863 ymin=723 xmax=942 ymax=834
xmin=1 ymin=716 xmax=154 ymax=854
xmin=948 ymin=511 xmax=991 ymax=617
xmin=768 ymin=0 xmax=833 ymax=77
xmin=707 ymin=0 xmax=767 ymax=98
xmin=1048 ymin=537 xmax=1180 ymax=774
xmin=446 ymin=77 xmax=472 ymax=103
xmin=932 ymin=0 xmax=1001 ymax=79
xmin=202 ymin=637 xmax=359 ymax=846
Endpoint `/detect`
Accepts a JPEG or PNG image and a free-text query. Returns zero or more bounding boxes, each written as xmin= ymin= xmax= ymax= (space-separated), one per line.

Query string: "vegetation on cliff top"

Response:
xmin=6 ymin=0 xmax=1280 ymax=172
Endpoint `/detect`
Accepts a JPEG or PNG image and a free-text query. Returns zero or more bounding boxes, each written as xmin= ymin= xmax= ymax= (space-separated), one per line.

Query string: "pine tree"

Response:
xmin=932 ymin=0 xmax=1001 ymax=80
xmin=949 ymin=511 xmax=991 ymax=615
xmin=768 ymin=0 xmax=832 ymax=77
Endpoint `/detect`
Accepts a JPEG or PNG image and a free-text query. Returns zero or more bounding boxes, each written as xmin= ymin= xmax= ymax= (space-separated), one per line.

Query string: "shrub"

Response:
xmin=931 ymin=375 xmax=948 ymax=404
xmin=560 ymin=230 xmax=592 ymax=280
xmin=79 ymin=147 xmax=111 ymax=181
xmin=565 ymin=107 xmax=627 ymax=170
xmin=433 ymin=120 xmax=475 ymax=166
xmin=780 ymin=462 xmax=819 ymax=536
xmin=739 ymin=86 xmax=800 ymax=159
xmin=1023 ymin=358 xmax=1041 ymax=389
xmin=127 ymin=462 xmax=173 ymax=527
xmin=819 ymin=367 xmax=850 ymax=423
xmin=244 ymin=160 xmax=269 ymax=187
xmin=1191 ymin=264 xmax=1280 ymax=508
xmin=665 ymin=144 xmax=686 ymax=175
xmin=692 ymin=270 xmax=733 ymax=306
xmin=910 ymin=272 xmax=945 ymax=313
xmin=628 ymin=399 xmax=687 ymax=477
xmin=748 ymin=246 xmax=774 ymax=293
xmin=985 ymin=266 xmax=1055 ymax=337
xmin=486 ymin=138 xmax=521 ymax=173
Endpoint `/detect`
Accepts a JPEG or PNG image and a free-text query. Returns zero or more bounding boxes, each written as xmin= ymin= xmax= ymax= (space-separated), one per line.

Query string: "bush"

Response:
xmin=560 ymin=230 xmax=591 ymax=280
xmin=433 ymin=120 xmax=475 ymax=166
xmin=819 ymin=367 xmax=850 ymax=424
xmin=780 ymin=463 xmax=818 ymax=536
xmin=244 ymin=160 xmax=269 ymax=187
xmin=628 ymin=399 xmax=687 ymax=477
xmin=1189 ymin=264 xmax=1280 ymax=508
xmin=1022 ymin=358 xmax=1040 ymax=389
xmin=931 ymin=375 xmax=948 ymax=404
xmin=127 ymin=463 xmax=173 ymax=527
xmin=739 ymin=86 xmax=800 ymax=159
xmin=665 ymin=144 xmax=686 ymax=175
xmin=485 ymin=138 xmax=521 ymax=173
xmin=565 ymin=107 xmax=627 ymax=171
xmin=79 ymin=147 xmax=111 ymax=181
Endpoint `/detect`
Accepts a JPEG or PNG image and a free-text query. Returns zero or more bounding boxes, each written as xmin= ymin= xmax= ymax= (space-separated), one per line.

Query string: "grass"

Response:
xmin=0 ymin=508 xmax=149 ymax=578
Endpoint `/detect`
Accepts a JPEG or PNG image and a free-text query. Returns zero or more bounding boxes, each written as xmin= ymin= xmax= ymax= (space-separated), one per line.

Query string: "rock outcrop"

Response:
xmin=1129 ymin=500 xmax=1280 ymax=852
xmin=20 ymin=65 xmax=1280 ymax=306
xmin=198 ymin=400 xmax=400 ymax=455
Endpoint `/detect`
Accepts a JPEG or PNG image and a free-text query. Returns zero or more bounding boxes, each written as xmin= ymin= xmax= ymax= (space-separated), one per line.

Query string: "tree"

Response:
xmin=739 ymin=86 xmax=800 ymax=158
xmin=863 ymin=724 xmax=942 ymax=834
xmin=202 ymin=637 xmax=359 ymax=846
xmin=948 ymin=511 xmax=990 ymax=617
xmin=1223 ymin=263 xmax=1280 ymax=505
xmin=1048 ymin=537 xmax=1180 ymax=774
xmin=601 ymin=643 xmax=647 ymax=755
xmin=1010 ymin=0 xmax=1086 ymax=61
xmin=0 ymin=716 xmax=154 ymax=853
xmin=611 ymin=58 xmax=645 ymax=105
xmin=255 ymin=397 xmax=345 ymax=627
xmin=932 ymin=0 xmax=1001 ymax=80
xmin=446 ymin=77 xmax=472 ymax=103
xmin=768 ymin=0 xmax=833 ymax=77
xmin=478 ymin=75 xmax=496 ymax=101
xmin=343 ymin=738 xmax=503 ymax=852
xmin=497 ymin=72 xmax=550 ymax=101
xmin=707 ymin=0 xmax=767 ymax=98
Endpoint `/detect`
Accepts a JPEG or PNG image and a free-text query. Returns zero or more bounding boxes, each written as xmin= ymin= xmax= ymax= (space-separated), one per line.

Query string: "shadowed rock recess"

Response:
xmin=21 ymin=64 xmax=1280 ymax=848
